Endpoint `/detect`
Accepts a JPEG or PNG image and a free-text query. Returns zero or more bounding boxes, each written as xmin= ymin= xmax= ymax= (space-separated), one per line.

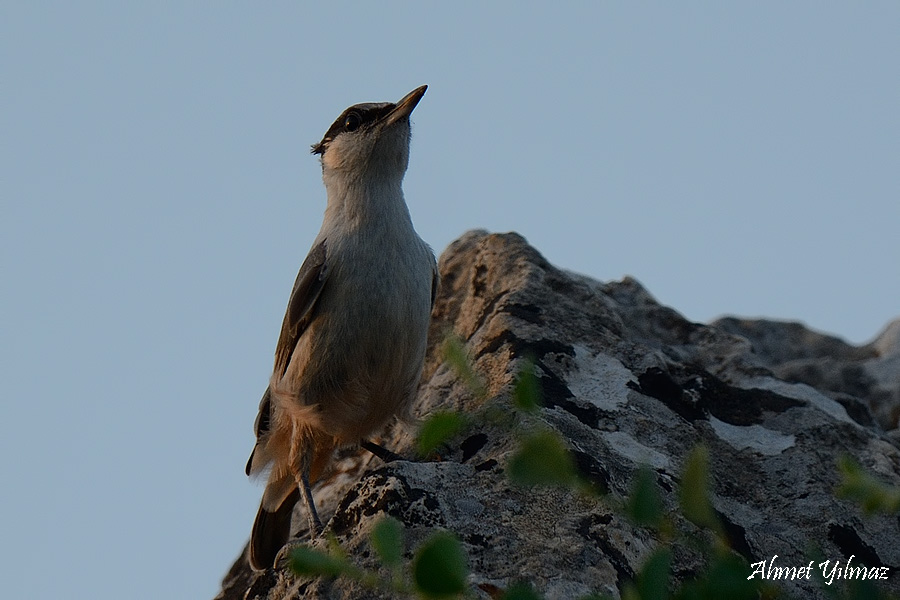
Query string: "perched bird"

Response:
xmin=245 ymin=85 xmax=438 ymax=571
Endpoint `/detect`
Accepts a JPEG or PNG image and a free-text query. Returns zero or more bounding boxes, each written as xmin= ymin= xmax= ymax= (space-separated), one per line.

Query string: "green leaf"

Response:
xmin=371 ymin=516 xmax=404 ymax=568
xmin=417 ymin=411 xmax=467 ymax=457
xmin=674 ymin=552 xmax=762 ymax=600
xmin=442 ymin=335 xmax=486 ymax=398
xmin=626 ymin=467 xmax=664 ymax=530
xmin=677 ymin=445 xmax=721 ymax=533
xmin=512 ymin=360 xmax=541 ymax=413
xmin=289 ymin=545 xmax=350 ymax=577
xmin=412 ymin=531 xmax=468 ymax=598
xmin=636 ymin=548 xmax=671 ymax=600
xmin=621 ymin=585 xmax=641 ymax=600
xmin=507 ymin=430 xmax=578 ymax=488
xmin=702 ymin=553 xmax=761 ymax=600
xmin=502 ymin=581 xmax=543 ymax=600
xmin=836 ymin=455 xmax=900 ymax=515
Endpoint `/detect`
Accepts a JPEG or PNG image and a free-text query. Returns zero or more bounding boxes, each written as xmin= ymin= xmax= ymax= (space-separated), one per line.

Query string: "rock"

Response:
xmin=714 ymin=317 xmax=900 ymax=431
xmin=216 ymin=231 xmax=900 ymax=600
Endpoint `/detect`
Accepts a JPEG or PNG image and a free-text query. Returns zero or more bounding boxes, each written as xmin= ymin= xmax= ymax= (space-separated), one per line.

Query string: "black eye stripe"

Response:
xmin=312 ymin=102 xmax=397 ymax=155
xmin=343 ymin=106 xmax=386 ymax=130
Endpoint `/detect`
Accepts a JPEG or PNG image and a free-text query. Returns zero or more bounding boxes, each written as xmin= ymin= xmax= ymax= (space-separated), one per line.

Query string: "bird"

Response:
xmin=244 ymin=85 xmax=438 ymax=571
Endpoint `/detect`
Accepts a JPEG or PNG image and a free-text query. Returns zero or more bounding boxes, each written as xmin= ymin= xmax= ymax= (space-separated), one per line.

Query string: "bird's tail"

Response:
xmin=248 ymin=487 xmax=299 ymax=570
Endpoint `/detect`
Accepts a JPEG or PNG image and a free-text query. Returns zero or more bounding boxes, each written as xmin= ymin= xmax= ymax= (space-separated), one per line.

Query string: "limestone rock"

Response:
xmin=714 ymin=317 xmax=900 ymax=431
xmin=216 ymin=231 xmax=900 ymax=600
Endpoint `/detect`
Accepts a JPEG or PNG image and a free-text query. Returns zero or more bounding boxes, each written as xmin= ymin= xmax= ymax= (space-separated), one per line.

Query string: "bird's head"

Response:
xmin=312 ymin=85 xmax=427 ymax=181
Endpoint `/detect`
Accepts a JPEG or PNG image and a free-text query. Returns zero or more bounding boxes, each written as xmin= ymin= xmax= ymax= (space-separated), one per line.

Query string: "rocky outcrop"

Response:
xmin=713 ymin=317 xmax=900 ymax=433
xmin=216 ymin=231 xmax=900 ymax=600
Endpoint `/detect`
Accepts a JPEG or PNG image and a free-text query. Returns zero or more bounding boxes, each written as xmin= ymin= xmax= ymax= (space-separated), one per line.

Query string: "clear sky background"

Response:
xmin=2 ymin=3 xmax=898 ymax=599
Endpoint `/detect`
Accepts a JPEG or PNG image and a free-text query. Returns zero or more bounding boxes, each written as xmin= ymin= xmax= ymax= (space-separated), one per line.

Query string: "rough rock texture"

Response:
xmin=713 ymin=317 xmax=900 ymax=433
xmin=216 ymin=231 xmax=900 ymax=600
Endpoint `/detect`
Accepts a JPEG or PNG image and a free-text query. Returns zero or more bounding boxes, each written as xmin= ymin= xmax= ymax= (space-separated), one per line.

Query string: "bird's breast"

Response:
xmin=296 ymin=227 xmax=433 ymax=391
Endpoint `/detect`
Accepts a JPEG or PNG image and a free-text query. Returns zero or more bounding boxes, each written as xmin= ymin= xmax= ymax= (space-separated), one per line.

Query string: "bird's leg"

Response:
xmin=290 ymin=426 xmax=323 ymax=537
xmin=272 ymin=464 xmax=321 ymax=571
xmin=273 ymin=432 xmax=325 ymax=570
xmin=361 ymin=439 xmax=403 ymax=463
xmin=298 ymin=449 xmax=323 ymax=535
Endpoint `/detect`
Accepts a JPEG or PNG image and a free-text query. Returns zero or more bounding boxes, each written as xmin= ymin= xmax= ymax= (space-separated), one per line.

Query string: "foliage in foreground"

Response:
xmin=835 ymin=455 xmax=900 ymax=516
xmin=288 ymin=335 xmax=900 ymax=599
xmin=291 ymin=519 xmax=467 ymax=599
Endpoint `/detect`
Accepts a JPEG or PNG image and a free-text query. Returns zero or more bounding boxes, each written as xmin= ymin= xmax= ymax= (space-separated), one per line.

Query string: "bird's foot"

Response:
xmin=361 ymin=439 xmax=405 ymax=463
xmin=273 ymin=539 xmax=309 ymax=572
xmin=273 ymin=515 xmax=324 ymax=571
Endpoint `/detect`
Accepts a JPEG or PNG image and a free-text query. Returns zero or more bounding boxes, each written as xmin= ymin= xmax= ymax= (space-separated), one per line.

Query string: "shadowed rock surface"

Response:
xmin=216 ymin=231 xmax=900 ymax=600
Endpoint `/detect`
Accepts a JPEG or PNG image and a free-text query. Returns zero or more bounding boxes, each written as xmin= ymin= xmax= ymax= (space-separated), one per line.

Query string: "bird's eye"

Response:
xmin=344 ymin=112 xmax=361 ymax=132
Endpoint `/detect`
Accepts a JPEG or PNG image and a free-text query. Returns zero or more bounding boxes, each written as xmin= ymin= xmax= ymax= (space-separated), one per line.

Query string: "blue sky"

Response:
xmin=2 ymin=3 xmax=898 ymax=598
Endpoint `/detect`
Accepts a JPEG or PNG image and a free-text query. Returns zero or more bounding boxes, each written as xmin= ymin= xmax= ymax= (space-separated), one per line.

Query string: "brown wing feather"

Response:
xmin=248 ymin=487 xmax=300 ymax=570
xmin=273 ymin=240 xmax=328 ymax=377
xmin=245 ymin=240 xmax=328 ymax=476
xmin=430 ymin=264 xmax=439 ymax=309
xmin=245 ymin=386 xmax=272 ymax=475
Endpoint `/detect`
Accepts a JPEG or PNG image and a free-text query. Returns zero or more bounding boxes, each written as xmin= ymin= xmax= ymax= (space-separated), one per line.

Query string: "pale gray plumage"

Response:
xmin=245 ymin=85 xmax=437 ymax=570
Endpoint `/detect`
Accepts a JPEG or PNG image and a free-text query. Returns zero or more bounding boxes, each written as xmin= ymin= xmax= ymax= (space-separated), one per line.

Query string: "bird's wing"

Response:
xmin=273 ymin=239 xmax=329 ymax=378
xmin=430 ymin=262 xmax=439 ymax=309
xmin=245 ymin=386 xmax=272 ymax=475
xmin=245 ymin=240 xmax=328 ymax=476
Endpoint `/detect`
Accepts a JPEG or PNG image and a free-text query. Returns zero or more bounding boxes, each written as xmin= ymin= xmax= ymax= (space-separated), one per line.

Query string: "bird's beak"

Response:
xmin=384 ymin=85 xmax=427 ymax=127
